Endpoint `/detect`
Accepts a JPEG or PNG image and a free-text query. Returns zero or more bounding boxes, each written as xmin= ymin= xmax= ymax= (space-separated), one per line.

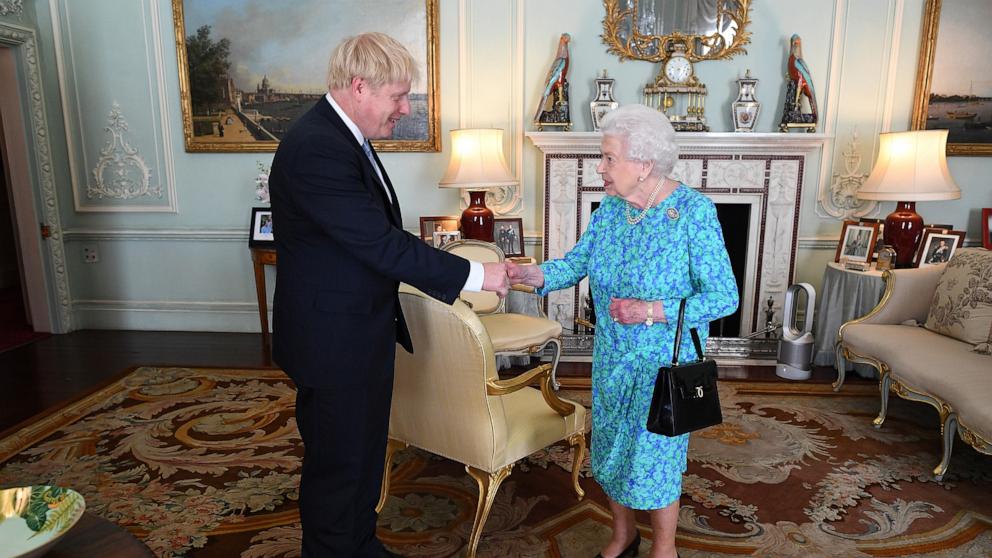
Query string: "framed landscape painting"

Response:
xmin=171 ymin=0 xmax=440 ymax=153
xmin=911 ymin=0 xmax=992 ymax=155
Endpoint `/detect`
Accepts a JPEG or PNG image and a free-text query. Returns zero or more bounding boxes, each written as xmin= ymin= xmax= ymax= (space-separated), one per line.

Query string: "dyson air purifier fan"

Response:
xmin=776 ymin=283 xmax=816 ymax=380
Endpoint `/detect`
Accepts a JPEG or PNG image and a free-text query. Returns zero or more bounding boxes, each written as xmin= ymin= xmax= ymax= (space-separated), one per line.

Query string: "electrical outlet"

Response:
xmin=82 ymin=244 xmax=99 ymax=263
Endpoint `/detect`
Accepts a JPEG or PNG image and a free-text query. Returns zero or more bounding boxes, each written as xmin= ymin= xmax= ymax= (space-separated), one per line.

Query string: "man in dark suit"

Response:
xmin=269 ymin=32 xmax=509 ymax=557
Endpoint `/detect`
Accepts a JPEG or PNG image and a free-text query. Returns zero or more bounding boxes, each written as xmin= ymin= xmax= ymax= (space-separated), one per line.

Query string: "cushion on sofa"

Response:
xmin=924 ymin=248 xmax=992 ymax=354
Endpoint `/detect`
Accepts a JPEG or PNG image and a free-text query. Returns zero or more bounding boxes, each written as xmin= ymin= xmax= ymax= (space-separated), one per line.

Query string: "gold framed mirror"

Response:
xmin=601 ymin=0 xmax=752 ymax=63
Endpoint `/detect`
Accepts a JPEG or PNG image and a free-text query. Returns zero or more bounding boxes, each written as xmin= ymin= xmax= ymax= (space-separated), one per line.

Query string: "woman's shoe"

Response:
xmin=594 ymin=530 xmax=641 ymax=558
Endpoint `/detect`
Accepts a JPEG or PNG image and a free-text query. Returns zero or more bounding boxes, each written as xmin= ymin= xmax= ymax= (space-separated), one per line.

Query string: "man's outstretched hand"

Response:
xmin=482 ymin=262 xmax=510 ymax=298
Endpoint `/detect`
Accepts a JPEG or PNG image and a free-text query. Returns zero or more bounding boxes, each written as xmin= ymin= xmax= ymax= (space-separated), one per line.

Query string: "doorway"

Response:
xmin=0 ymin=41 xmax=55 ymax=349
xmin=0 ymin=139 xmax=45 ymax=351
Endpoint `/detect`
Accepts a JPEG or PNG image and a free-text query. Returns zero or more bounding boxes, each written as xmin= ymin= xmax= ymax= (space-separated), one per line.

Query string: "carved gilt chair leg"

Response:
xmin=935 ymin=413 xmax=958 ymax=481
xmin=548 ymin=337 xmax=562 ymax=390
xmin=873 ymin=372 xmax=892 ymax=429
xmin=464 ymin=464 xmax=513 ymax=558
xmin=833 ymin=344 xmax=847 ymax=391
xmin=568 ymin=432 xmax=586 ymax=500
xmin=376 ymin=438 xmax=408 ymax=514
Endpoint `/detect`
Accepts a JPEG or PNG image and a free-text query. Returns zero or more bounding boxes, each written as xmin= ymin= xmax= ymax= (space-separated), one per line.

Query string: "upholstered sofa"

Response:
xmin=838 ymin=248 xmax=992 ymax=480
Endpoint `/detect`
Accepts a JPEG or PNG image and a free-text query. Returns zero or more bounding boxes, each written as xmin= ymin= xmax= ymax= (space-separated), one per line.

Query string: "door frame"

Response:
xmin=1 ymin=22 xmax=71 ymax=333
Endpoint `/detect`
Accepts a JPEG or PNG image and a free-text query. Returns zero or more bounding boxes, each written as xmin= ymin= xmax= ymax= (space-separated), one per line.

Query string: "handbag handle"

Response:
xmin=670 ymin=298 xmax=705 ymax=366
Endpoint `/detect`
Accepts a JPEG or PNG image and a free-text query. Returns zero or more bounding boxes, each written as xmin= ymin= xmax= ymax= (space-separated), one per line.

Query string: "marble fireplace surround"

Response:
xmin=526 ymin=132 xmax=829 ymax=357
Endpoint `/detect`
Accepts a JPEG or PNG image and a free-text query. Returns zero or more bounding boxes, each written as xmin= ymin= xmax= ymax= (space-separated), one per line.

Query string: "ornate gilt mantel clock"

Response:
xmin=645 ymin=39 xmax=708 ymax=131
xmin=601 ymin=0 xmax=753 ymax=131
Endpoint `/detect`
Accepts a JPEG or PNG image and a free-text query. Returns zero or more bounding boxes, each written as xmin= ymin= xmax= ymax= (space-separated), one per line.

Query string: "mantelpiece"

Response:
xmin=527 ymin=131 xmax=830 ymax=358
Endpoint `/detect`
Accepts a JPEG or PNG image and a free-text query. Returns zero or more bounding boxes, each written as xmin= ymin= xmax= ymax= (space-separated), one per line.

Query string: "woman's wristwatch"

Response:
xmin=645 ymin=301 xmax=654 ymax=327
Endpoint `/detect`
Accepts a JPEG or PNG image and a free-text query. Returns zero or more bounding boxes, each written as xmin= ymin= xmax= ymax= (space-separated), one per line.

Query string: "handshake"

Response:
xmin=481 ymin=261 xmax=544 ymax=298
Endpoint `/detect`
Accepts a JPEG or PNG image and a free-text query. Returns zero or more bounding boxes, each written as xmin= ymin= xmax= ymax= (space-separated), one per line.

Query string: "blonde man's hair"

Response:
xmin=326 ymin=32 xmax=418 ymax=91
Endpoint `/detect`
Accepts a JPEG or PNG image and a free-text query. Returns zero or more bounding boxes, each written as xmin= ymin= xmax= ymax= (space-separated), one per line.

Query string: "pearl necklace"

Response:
xmin=625 ymin=177 xmax=666 ymax=225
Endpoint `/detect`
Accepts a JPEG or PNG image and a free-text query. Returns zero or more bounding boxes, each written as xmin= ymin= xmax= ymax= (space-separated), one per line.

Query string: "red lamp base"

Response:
xmin=460 ymin=190 xmax=494 ymax=242
xmin=883 ymin=201 xmax=925 ymax=268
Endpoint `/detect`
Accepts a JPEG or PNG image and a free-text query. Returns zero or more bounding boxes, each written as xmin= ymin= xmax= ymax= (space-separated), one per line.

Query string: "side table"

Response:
xmin=250 ymin=246 xmax=277 ymax=359
xmin=48 ymin=512 xmax=153 ymax=557
xmin=812 ymin=261 xmax=886 ymax=389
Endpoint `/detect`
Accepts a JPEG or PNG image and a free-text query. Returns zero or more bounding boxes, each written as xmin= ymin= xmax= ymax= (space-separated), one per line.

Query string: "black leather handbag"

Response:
xmin=646 ymin=299 xmax=723 ymax=436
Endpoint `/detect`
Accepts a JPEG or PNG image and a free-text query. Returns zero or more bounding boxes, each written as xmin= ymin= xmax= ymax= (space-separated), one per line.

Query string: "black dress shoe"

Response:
xmin=594 ymin=530 xmax=641 ymax=558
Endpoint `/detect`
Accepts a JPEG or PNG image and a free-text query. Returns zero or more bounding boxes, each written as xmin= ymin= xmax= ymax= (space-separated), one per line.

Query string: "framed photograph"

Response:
xmin=171 ymin=0 xmax=440 ymax=153
xmin=911 ymin=0 xmax=991 ymax=155
xmin=419 ymin=216 xmax=459 ymax=242
xmin=835 ymin=220 xmax=879 ymax=264
xmin=248 ymin=207 xmax=274 ymax=247
xmin=432 ymin=230 xmax=461 ymax=249
xmin=983 ymin=208 xmax=992 ymax=250
xmin=915 ymin=228 xmax=966 ymax=267
xmin=494 ymin=217 xmax=525 ymax=257
xmin=858 ymin=218 xmax=885 ymax=257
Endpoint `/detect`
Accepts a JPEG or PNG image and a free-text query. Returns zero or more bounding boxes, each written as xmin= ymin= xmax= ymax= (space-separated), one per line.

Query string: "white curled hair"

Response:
xmin=599 ymin=104 xmax=678 ymax=177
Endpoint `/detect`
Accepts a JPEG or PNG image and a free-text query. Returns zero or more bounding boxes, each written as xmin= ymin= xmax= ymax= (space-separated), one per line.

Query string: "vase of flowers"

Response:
xmin=255 ymin=162 xmax=271 ymax=203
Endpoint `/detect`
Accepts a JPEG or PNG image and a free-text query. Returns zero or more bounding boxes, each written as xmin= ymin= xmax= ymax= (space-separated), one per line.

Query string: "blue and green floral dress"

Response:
xmin=538 ymin=184 xmax=738 ymax=510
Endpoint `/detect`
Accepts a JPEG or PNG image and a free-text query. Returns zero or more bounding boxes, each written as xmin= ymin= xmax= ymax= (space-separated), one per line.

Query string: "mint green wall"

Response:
xmin=9 ymin=0 xmax=990 ymax=332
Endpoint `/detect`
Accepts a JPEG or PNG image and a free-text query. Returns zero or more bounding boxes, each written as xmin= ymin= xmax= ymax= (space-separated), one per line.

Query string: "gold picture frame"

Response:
xmin=910 ymin=0 xmax=991 ymax=156
xmin=600 ymin=0 xmax=752 ymax=64
xmin=171 ymin=0 xmax=440 ymax=153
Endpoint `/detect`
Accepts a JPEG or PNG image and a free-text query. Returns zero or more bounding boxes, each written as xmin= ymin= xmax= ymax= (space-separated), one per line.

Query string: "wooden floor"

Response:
xmin=0 ymin=330 xmax=274 ymax=434
xmin=0 ymin=330 xmax=862 ymax=435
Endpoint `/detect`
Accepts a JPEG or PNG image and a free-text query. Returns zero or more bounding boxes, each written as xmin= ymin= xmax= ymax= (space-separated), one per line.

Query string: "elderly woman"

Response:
xmin=508 ymin=104 xmax=738 ymax=558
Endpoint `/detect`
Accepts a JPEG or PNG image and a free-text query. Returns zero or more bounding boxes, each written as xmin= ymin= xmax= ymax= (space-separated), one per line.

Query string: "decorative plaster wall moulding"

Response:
xmin=87 ymin=103 xmax=163 ymax=201
xmin=51 ymin=0 xmax=177 ymax=213
xmin=817 ymin=128 xmax=877 ymax=220
xmin=0 ymin=0 xmax=24 ymax=17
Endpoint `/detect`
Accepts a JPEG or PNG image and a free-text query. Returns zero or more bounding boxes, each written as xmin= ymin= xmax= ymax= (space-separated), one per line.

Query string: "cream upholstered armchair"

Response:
xmin=378 ymin=284 xmax=586 ymax=557
xmin=441 ymin=239 xmax=564 ymax=388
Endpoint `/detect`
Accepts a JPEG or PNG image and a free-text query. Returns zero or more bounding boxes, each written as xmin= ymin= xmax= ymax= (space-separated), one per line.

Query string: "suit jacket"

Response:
xmin=270 ymin=99 xmax=469 ymax=388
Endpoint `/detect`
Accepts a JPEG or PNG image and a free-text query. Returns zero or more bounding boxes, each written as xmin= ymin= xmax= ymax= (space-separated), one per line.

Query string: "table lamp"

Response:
xmin=438 ymin=128 xmax=517 ymax=242
xmin=856 ymin=130 xmax=960 ymax=268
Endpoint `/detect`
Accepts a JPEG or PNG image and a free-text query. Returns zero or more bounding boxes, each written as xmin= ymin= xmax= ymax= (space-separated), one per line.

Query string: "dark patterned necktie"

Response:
xmin=362 ymin=140 xmax=392 ymax=204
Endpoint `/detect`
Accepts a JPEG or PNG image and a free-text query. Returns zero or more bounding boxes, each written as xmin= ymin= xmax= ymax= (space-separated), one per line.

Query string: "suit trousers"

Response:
xmin=294 ymin=350 xmax=396 ymax=557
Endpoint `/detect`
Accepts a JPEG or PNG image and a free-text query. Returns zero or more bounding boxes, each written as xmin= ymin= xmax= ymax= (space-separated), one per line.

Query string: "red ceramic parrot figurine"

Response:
xmin=533 ymin=33 xmax=571 ymax=123
xmin=788 ymin=34 xmax=817 ymax=118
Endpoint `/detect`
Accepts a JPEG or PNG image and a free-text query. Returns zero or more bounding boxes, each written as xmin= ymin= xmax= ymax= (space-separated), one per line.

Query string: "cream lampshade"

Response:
xmin=439 ymin=128 xmax=517 ymax=242
xmin=856 ymin=130 xmax=960 ymax=267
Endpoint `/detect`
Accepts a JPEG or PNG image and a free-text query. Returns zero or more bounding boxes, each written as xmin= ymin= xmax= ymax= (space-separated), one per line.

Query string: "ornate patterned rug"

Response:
xmin=1 ymin=366 xmax=990 ymax=557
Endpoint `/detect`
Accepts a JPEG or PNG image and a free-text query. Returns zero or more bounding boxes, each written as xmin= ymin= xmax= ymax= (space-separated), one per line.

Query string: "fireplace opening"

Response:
xmin=580 ymin=201 xmax=748 ymax=337
xmin=713 ymin=203 xmax=750 ymax=337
